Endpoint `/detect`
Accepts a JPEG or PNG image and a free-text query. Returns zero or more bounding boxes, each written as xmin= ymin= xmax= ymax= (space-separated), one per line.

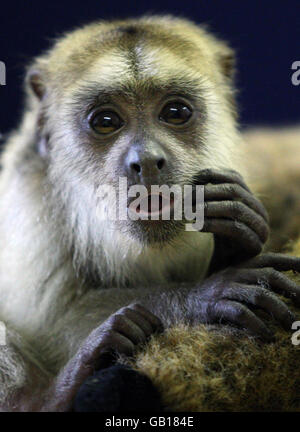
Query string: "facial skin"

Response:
xmin=47 ymin=48 xmax=210 ymax=243
xmin=70 ymin=79 xmax=203 ymax=244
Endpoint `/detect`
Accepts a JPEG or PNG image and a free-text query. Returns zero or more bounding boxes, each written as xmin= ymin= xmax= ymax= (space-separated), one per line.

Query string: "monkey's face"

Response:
xmin=34 ymin=20 xmax=239 ymax=249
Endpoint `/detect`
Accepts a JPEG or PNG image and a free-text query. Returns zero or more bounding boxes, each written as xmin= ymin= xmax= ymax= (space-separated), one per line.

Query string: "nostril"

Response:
xmin=131 ymin=162 xmax=141 ymax=173
xmin=157 ymin=158 xmax=165 ymax=170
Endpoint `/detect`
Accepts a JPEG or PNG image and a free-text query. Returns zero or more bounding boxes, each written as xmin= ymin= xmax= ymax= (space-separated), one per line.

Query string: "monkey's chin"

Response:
xmin=122 ymin=219 xmax=184 ymax=246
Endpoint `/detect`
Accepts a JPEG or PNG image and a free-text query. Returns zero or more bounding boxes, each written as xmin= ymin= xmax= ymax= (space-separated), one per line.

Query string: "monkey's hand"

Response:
xmin=42 ymin=304 xmax=163 ymax=411
xmin=193 ymin=168 xmax=269 ymax=272
xmin=189 ymin=253 xmax=300 ymax=342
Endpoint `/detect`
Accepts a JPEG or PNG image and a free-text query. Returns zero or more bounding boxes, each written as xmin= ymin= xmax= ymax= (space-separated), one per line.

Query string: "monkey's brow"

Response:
xmin=71 ymin=77 xmax=205 ymax=107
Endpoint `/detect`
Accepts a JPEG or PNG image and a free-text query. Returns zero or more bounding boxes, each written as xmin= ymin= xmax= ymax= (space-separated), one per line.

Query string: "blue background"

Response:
xmin=0 ymin=0 xmax=299 ymax=136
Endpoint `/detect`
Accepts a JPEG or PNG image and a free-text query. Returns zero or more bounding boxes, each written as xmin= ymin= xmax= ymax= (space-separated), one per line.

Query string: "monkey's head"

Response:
xmin=25 ymin=16 xmax=241 ymax=281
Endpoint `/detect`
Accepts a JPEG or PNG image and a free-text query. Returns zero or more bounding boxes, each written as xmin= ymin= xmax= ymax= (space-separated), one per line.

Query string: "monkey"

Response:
xmin=0 ymin=15 xmax=299 ymax=412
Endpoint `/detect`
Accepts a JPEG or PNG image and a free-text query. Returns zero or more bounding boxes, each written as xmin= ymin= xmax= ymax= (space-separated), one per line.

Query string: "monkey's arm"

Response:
xmin=44 ymin=253 xmax=299 ymax=412
xmin=72 ymin=253 xmax=300 ymax=412
xmin=141 ymin=253 xmax=300 ymax=340
xmin=10 ymin=252 xmax=298 ymax=412
xmin=194 ymin=169 xmax=269 ymax=272
xmin=0 ymin=304 xmax=162 ymax=412
xmin=39 ymin=304 xmax=163 ymax=412
xmin=185 ymin=253 xmax=300 ymax=341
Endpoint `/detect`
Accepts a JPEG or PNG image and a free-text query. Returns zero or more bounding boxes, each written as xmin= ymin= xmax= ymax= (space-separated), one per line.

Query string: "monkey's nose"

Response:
xmin=130 ymin=157 xmax=165 ymax=175
xmin=124 ymin=146 xmax=167 ymax=180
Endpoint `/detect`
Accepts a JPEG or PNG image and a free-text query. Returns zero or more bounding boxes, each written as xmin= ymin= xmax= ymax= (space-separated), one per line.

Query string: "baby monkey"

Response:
xmin=0 ymin=16 xmax=299 ymax=411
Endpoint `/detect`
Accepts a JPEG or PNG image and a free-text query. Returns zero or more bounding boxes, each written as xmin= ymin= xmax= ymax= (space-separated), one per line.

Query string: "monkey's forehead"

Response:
xmin=77 ymin=45 xmax=210 ymax=97
xmin=38 ymin=17 xmax=224 ymax=92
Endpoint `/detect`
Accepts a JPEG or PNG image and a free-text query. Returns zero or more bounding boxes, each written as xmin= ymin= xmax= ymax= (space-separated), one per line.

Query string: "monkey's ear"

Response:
xmin=26 ymin=68 xmax=46 ymax=100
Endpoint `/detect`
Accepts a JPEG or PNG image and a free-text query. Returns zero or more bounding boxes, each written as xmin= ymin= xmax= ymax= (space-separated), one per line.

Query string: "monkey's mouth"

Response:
xmin=128 ymin=193 xmax=174 ymax=219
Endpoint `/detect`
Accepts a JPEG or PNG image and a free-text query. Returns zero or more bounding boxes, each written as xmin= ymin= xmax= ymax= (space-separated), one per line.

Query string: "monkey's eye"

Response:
xmin=159 ymin=102 xmax=192 ymax=125
xmin=90 ymin=111 xmax=124 ymax=135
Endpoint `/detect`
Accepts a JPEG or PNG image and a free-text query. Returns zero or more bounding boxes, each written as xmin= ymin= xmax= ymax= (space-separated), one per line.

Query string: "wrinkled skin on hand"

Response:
xmin=42 ymin=304 xmax=163 ymax=412
xmin=193 ymin=168 xmax=270 ymax=272
xmin=188 ymin=253 xmax=300 ymax=342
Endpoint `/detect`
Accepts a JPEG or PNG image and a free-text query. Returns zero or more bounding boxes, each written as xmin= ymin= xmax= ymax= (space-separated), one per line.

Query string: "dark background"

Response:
xmin=0 ymin=0 xmax=299 ymax=136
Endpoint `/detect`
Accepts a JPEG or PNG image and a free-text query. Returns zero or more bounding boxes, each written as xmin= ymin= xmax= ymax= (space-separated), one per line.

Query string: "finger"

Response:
xmin=99 ymin=330 xmax=136 ymax=357
xmin=222 ymin=283 xmax=295 ymax=330
xmin=193 ymin=168 xmax=252 ymax=192
xmin=203 ymin=183 xmax=269 ymax=222
xmin=57 ymin=329 xmax=137 ymax=400
xmin=82 ymin=327 xmax=136 ymax=368
xmin=212 ymin=299 xmax=274 ymax=342
xmin=234 ymin=268 xmax=300 ymax=305
xmin=202 ymin=219 xmax=263 ymax=256
xmin=122 ymin=307 xmax=155 ymax=337
xmin=129 ymin=304 xmax=164 ymax=332
xmin=108 ymin=313 xmax=146 ymax=344
xmin=241 ymin=253 xmax=300 ymax=273
xmin=204 ymin=201 xmax=269 ymax=242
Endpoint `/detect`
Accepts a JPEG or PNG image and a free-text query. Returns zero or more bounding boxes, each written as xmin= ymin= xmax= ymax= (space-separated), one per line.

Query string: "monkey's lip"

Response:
xmin=128 ymin=193 xmax=174 ymax=218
